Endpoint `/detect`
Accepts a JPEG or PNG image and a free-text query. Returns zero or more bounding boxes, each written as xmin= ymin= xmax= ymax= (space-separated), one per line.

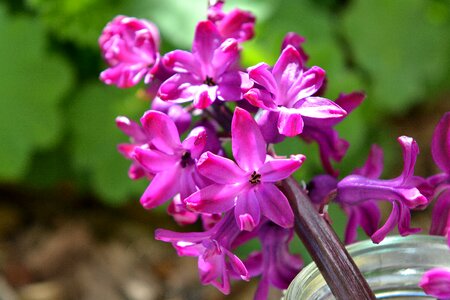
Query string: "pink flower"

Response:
xmin=420 ymin=268 xmax=450 ymax=299
xmin=337 ymin=136 xmax=428 ymax=243
xmin=244 ymin=45 xmax=346 ymax=137
xmin=132 ymin=111 xmax=208 ymax=209
xmin=207 ymin=1 xmax=256 ymax=42
xmin=116 ymin=116 xmax=153 ymax=180
xmin=99 ymin=16 xmax=160 ymax=88
xmin=155 ymin=211 xmax=249 ymax=294
xmin=185 ymin=107 xmax=305 ymax=231
xmin=159 ymin=21 xmax=244 ymax=109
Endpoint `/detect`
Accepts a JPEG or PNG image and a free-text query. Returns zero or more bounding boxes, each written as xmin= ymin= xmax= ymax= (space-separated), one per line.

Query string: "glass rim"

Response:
xmin=296 ymin=234 xmax=448 ymax=286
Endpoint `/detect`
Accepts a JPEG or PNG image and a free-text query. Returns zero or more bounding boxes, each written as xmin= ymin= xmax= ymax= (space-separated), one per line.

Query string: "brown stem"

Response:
xmin=280 ymin=177 xmax=376 ymax=299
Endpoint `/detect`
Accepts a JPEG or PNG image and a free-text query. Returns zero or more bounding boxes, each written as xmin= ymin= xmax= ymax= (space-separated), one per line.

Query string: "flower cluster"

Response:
xmin=99 ymin=2 xmax=450 ymax=299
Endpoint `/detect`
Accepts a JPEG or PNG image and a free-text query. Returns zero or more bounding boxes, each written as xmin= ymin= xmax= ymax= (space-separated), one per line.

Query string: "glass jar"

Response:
xmin=283 ymin=235 xmax=450 ymax=300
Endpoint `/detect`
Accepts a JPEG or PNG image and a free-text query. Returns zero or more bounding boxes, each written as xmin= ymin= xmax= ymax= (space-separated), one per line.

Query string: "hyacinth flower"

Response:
xmin=301 ymin=92 xmax=365 ymax=176
xmin=207 ymin=0 xmax=255 ymax=43
xmin=116 ymin=116 xmax=153 ymax=180
xmin=308 ymin=145 xmax=382 ymax=244
xmin=337 ymin=136 xmax=428 ymax=243
xmin=243 ymin=223 xmax=302 ymax=300
xmin=281 ymin=32 xmax=309 ymax=63
xmin=429 ymin=113 xmax=450 ymax=245
xmin=132 ymin=110 xmax=209 ymax=209
xmin=185 ymin=107 xmax=305 ymax=231
xmin=99 ymin=15 xmax=160 ymax=88
xmin=159 ymin=21 xmax=244 ymax=109
xmin=244 ymin=45 xmax=346 ymax=138
xmin=420 ymin=268 xmax=450 ymax=299
xmin=155 ymin=210 xmax=249 ymax=294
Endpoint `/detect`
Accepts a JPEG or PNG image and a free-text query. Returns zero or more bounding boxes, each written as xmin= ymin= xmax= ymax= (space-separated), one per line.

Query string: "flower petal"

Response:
xmin=247 ymin=63 xmax=277 ymax=94
xmin=289 ymin=66 xmax=326 ymax=102
xmin=163 ymin=50 xmax=198 ymax=74
xmin=430 ymin=185 xmax=450 ymax=236
xmin=243 ymin=88 xmax=277 ymax=110
xmin=255 ymin=183 xmax=294 ymax=228
xmin=235 ymin=188 xmax=261 ymax=231
xmin=420 ymin=268 xmax=450 ymax=299
xmin=116 ymin=116 xmax=147 ymax=141
xmin=140 ymin=168 xmax=180 ymax=209
xmin=158 ymin=73 xmax=200 ymax=102
xmin=197 ymin=152 xmax=246 ymax=184
xmin=216 ymin=71 xmax=242 ymax=101
xmin=334 ymin=92 xmax=365 ymax=115
xmin=184 ymin=183 xmax=243 ymax=213
xmin=133 ymin=147 xmax=179 ymax=173
xmin=193 ymin=21 xmax=222 ymax=76
xmin=277 ymin=107 xmax=304 ymax=136
xmin=353 ymin=145 xmax=384 ymax=179
xmin=432 ymin=112 xmax=450 ymax=174
xmin=182 ymin=126 xmax=207 ymax=159
xmin=212 ymin=38 xmax=239 ymax=77
xmin=397 ymin=136 xmax=419 ymax=183
xmin=259 ymin=155 xmax=305 ymax=182
xmin=193 ymin=85 xmax=217 ymax=109
xmin=295 ymin=97 xmax=347 ymax=125
xmin=232 ymin=107 xmax=266 ymax=172
xmin=140 ymin=110 xmax=181 ymax=154
xmin=272 ymin=46 xmax=303 ymax=90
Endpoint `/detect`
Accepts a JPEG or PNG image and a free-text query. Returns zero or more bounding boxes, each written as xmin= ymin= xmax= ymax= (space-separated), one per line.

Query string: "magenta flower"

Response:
xmin=337 ymin=136 xmax=428 ymax=243
xmin=420 ymin=268 xmax=450 ymax=299
xmin=207 ymin=1 xmax=256 ymax=43
xmin=244 ymin=45 xmax=346 ymax=137
xmin=185 ymin=107 xmax=305 ymax=231
xmin=150 ymin=97 xmax=191 ymax=134
xmin=281 ymin=32 xmax=309 ymax=63
xmin=132 ymin=110 xmax=208 ymax=209
xmin=430 ymin=113 xmax=450 ymax=246
xmin=116 ymin=116 xmax=153 ymax=180
xmin=301 ymin=92 xmax=365 ymax=176
xmin=155 ymin=211 xmax=249 ymax=294
xmin=159 ymin=21 xmax=243 ymax=109
xmin=244 ymin=223 xmax=302 ymax=300
xmin=99 ymin=16 xmax=160 ymax=88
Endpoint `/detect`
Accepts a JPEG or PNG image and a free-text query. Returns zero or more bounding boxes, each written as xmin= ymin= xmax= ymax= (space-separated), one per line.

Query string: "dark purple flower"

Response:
xmin=159 ymin=21 xmax=244 ymax=109
xmin=337 ymin=136 xmax=428 ymax=243
xmin=207 ymin=1 xmax=256 ymax=43
xmin=244 ymin=223 xmax=302 ymax=300
xmin=185 ymin=108 xmax=305 ymax=231
xmin=99 ymin=16 xmax=160 ymax=88
xmin=432 ymin=112 xmax=450 ymax=176
xmin=132 ymin=110 xmax=208 ymax=209
xmin=420 ymin=268 xmax=450 ymax=299
xmin=244 ymin=45 xmax=346 ymax=137
xmin=155 ymin=211 xmax=249 ymax=294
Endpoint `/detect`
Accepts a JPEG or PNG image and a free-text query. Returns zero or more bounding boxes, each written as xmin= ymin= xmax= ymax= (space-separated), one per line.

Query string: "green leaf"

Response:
xmin=69 ymin=82 xmax=148 ymax=205
xmin=0 ymin=6 xmax=73 ymax=180
xmin=342 ymin=0 xmax=450 ymax=113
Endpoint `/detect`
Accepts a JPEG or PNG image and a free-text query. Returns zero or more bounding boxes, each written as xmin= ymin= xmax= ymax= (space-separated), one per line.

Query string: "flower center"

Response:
xmin=249 ymin=171 xmax=261 ymax=185
xmin=204 ymin=76 xmax=216 ymax=87
xmin=181 ymin=151 xmax=193 ymax=168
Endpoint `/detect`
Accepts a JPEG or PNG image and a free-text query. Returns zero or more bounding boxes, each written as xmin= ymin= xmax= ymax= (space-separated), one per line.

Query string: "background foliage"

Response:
xmin=1 ymin=0 xmax=449 ymax=211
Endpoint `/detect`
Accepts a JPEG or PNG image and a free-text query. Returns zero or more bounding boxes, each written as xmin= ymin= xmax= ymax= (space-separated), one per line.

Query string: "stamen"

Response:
xmin=249 ymin=171 xmax=261 ymax=184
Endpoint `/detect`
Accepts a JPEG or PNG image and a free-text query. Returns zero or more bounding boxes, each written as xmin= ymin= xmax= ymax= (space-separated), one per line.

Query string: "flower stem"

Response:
xmin=280 ymin=177 xmax=376 ymax=299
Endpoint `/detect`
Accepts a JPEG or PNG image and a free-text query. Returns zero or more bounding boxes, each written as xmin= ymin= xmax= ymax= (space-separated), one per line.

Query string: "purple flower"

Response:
xmin=99 ymin=16 xmax=160 ymax=88
xmin=208 ymin=1 xmax=256 ymax=43
xmin=420 ymin=268 xmax=450 ymax=299
xmin=430 ymin=113 xmax=450 ymax=245
xmin=132 ymin=110 xmax=208 ymax=209
xmin=116 ymin=116 xmax=153 ymax=180
xmin=244 ymin=45 xmax=346 ymax=137
xmin=301 ymin=92 xmax=365 ymax=176
xmin=185 ymin=107 xmax=305 ymax=231
xmin=308 ymin=145 xmax=382 ymax=244
xmin=281 ymin=32 xmax=308 ymax=63
xmin=159 ymin=21 xmax=244 ymax=109
xmin=155 ymin=211 xmax=249 ymax=294
xmin=150 ymin=97 xmax=191 ymax=134
xmin=244 ymin=223 xmax=302 ymax=300
xmin=337 ymin=136 xmax=428 ymax=243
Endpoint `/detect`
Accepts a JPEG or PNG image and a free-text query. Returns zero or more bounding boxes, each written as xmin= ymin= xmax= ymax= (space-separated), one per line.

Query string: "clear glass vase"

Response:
xmin=283 ymin=235 xmax=450 ymax=300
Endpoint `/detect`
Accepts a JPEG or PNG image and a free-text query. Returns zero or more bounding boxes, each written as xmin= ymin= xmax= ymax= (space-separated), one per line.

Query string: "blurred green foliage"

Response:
xmin=0 ymin=0 xmax=449 ymax=210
